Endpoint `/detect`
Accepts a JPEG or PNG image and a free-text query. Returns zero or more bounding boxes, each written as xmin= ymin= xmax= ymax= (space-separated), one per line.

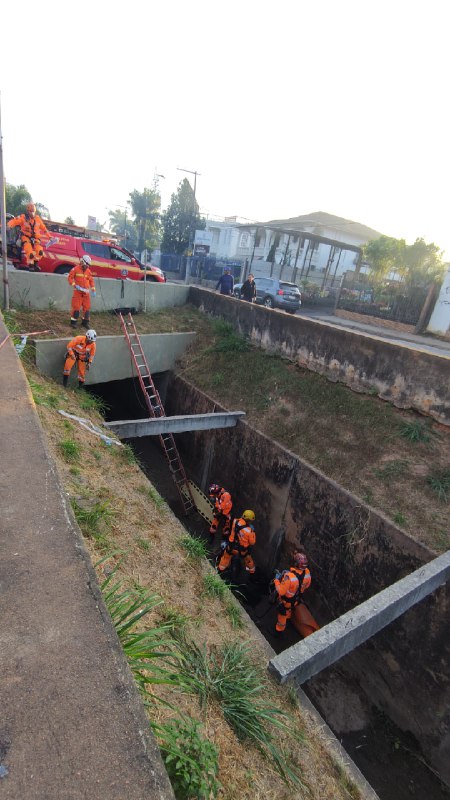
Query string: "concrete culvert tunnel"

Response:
xmin=89 ymin=371 xmax=450 ymax=800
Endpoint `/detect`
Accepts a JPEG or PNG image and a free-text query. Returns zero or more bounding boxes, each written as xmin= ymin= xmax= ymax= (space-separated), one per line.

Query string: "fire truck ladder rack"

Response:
xmin=117 ymin=312 xmax=195 ymax=515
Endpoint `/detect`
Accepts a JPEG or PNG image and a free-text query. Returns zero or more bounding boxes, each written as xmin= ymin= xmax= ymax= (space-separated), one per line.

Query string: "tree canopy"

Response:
xmin=363 ymin=235 xmax=445 ymax=286
xmin=161 ymin=178 xmax=205 ymax=255
xmin=5 ymin=183 xmax=50 ymax=218
xmin=108 ymin=187 xmax=161 ymax=256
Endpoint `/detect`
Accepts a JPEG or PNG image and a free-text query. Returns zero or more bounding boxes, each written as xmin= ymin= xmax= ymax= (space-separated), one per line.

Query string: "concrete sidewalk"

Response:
xmin=0 ymin=316 xmax=174 ymax=799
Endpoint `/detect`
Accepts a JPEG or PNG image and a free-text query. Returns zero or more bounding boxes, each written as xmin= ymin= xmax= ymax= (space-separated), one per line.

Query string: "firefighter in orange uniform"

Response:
xmin=7 ymin=203 xmax=53 ymax=270
xmin=63 ymin=329 xmax=97 ymax=388
xmin=217 ymin=510 xmax=256 ymax=574
xmin=208 ymin=484 xmax=233 ymax=539
xmin=68 ymin=254 xmax=96 ymax=328
xmin=273 ymin=550 xmax=311 ymax=635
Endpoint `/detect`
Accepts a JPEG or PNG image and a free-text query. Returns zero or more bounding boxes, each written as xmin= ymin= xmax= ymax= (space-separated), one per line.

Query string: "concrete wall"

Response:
xmin=166 ymin=376 xmax=450 ymax=784
xmin=35 ymin=332 xmax=196 ymax=385
xmin=188 ymin=286 xmax=450 ymax=426
xmin=8 ymin=270 xmax=189 ymax=312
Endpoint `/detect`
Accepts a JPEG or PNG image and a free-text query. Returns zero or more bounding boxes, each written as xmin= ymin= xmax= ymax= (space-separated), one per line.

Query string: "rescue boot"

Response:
xmin=78 ymin=381 xmax=84 ymax=390
xmin=70 ymin=320 xmax=77 ymax=328
xmin=63 ymin=375 xmax=68 ymax=388
xmin=81 ymin=318 xmax=90 ymax=329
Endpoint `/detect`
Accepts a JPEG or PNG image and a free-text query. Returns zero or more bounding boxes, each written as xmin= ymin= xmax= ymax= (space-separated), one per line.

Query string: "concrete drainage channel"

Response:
xmin=90 ymin=373 xmax=450 ymax=800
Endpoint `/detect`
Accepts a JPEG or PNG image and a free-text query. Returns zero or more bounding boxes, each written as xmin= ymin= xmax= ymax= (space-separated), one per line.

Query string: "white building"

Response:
xmin=205 ymin=211 xmax=383 ymax=286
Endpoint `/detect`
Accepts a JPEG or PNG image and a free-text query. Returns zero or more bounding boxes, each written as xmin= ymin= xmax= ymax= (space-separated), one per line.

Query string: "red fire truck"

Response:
xmin=6 ymin=219 xmax=166 ymax=282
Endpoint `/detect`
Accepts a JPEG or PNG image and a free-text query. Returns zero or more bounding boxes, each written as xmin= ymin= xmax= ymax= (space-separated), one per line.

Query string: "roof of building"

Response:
xmin=263 ymin=211 xmax=383 ymax=242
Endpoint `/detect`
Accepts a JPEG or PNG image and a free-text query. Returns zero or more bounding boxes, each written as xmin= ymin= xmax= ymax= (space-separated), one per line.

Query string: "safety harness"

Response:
xmin=280 ymin=567 xmax=306 ymax=607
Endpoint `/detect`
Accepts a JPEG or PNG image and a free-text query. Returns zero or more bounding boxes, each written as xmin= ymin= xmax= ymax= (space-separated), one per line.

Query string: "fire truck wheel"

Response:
xmin=55 ymin=265 xmax=72 ymax=275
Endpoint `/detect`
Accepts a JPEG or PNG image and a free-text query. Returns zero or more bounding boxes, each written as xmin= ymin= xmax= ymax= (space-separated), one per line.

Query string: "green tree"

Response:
xmin=401 ymin=238 xmax=445 ymax=285
xmin=5 ymin=183 xmax=32 ymax=216
xmin=161 ymin=179 xmax=205 ymax=255
xmin=36 ymin=202 xmax=50 ymax=219
xmin=5 ymin=184 xmax=50 ymax=219
xmin=363 ymin=236 xmax=405 ymax=281
xmin=64 ymin=216 xmax=75 ymax=225
xmin=108 ymin=207 xmax=138 ymax=252
xmin=129 ymin=188 xmax=161 ymax=255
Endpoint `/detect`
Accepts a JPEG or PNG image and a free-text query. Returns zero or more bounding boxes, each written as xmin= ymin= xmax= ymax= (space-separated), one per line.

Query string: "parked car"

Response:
xmin=8 ymin=228 xmax=166 ymax=282
xmin=234 ymin=277 xmax=301 ymax=313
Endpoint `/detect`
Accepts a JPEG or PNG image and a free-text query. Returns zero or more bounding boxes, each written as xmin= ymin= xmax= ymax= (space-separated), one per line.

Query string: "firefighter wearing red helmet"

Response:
xmin=272 ymin=548 xmax=311 ymax=635
xmin=208 ymin=483 xmax=233 ymax=539
xmin=7 ymin=202 xmax=53 ymax=270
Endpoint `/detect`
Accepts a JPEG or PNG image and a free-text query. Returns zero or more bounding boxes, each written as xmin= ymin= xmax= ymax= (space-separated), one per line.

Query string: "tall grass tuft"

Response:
xmin=173 ymin=637 xmax=306 ymax=788
xmin=59 ymin=439 xmax=81 ymax=463
xmin=179 ymin=534 xmax=208 ymax=561
xmin=399 ymin=420 xmax=433 ymax=443
xmin=427 ymin=469 xmax=450 ymax=502
xmin=71 ymin=498 xmax=114 ymax=541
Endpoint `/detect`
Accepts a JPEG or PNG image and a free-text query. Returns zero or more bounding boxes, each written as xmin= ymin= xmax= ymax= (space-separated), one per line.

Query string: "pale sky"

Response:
xmin=1 ymin=0 xmax=449 ymax=256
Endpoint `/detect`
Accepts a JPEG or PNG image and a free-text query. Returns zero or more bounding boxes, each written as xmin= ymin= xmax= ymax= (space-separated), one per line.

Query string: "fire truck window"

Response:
xmin=83 ymin=242 xmax=110 ymax=259
xmin=110 ymin=247 xmax=132 ymax=263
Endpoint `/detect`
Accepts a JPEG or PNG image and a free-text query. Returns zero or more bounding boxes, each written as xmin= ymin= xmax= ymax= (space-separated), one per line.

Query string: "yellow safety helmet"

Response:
xmin=242 ymin=509 xmax=255 ymax=521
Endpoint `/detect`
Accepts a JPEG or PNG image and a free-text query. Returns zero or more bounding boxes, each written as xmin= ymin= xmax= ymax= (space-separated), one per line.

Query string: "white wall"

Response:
xmin=427 ymin=266 xmax=450 ymax=336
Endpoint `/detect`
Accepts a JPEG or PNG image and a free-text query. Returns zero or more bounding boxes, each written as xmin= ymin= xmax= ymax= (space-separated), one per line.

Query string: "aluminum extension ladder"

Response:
xmin=117 ymin=312 xmax=195 ymax=514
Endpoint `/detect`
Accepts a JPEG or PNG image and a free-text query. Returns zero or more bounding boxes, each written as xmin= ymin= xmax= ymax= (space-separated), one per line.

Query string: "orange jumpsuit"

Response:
xmin=63 ymin=335 xmax=96 ymax=384
xmin=218 ymin=517 xmax=256 ymax=574
xmin=274 ymin=566 xmax=311 ymax=632
xmin=209 ymin=487 xmax=233 ymax=536
xmin=68 ymin=266 xmax=96 ymax=325
xmin=7 ymin=212 xmax=51 ymax=268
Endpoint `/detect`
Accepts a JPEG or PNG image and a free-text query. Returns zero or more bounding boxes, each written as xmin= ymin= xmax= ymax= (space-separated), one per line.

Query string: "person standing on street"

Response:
xmin=240 ymin=273 xmax=256 ymax=302
xmin=68 ymin=255 xmax=96 ymax=328
xmin=215 ymin=267 xmax=234 ymax=296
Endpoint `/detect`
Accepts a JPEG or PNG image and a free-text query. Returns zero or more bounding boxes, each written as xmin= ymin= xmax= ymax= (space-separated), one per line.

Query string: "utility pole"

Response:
xmin=0 ymin=93 xmax=9 ymax=311
xmin=177 ymin=167 xmax=200 ymax=284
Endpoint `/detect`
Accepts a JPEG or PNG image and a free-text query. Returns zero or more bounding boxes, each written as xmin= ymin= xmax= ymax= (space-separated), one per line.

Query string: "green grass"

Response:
xmin=137 ymin=484 xmax=166 ymax=510
xmin=173 ymin=637 xmax=306 ymax=788
xmin=179 ymin=534 xmax=209 ymax=561
xmin=211 ymin=319 xmax=249 ymax=353
xmin=120 ymin=443 xmax=141 ymax=466
xmin=71 ymin=498 xmax=114 ymax=541
xmin=202 ymin=572 xmax=227 ymax=600
xmin=78 ymin=391 xmax=109 ymax=414
xmin=28 ymin=378 xmax=61 ymax=409
xmin=69 ymin=466 xmax=81 ymax=476
xmin=136 ymin=537 xmax=151 ymax=552
xmin=374 ymin=460 xmax=408 ymax=480
xmin=399 ymin=419 xmax=433 ymax=443
xmin=393 ymin=511 xmax=407 ymax=526
xmin=58 ymin=439 xmax=81 ymax=463
xmin=427 ymin=469 xmax=450 ymax=502
xmin=224 ymin=599 xmax=244 ymax=629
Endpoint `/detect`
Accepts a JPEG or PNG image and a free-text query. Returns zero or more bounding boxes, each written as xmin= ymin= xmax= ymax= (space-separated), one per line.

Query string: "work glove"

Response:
xmin=75 ymin=285 xmax=85 ymax=292
xmin=91 ymin=290 xmax=96 ymax=296
xmin=274 ymin=570 xmax=282 ymax=581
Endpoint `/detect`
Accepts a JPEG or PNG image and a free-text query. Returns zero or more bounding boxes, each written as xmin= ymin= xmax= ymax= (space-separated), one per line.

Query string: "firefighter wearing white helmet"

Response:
xmin=63 ymin=329 xmax=97 ymax=389
xmin=68 ymin=253 xmax=96 ymax=329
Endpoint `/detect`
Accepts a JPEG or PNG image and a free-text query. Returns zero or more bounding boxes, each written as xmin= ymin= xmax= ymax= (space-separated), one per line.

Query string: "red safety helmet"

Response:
xmin=293 ymin=551 xmax=308 ymax=569
xmin=208 ymin=484 xmax=221 ymax=497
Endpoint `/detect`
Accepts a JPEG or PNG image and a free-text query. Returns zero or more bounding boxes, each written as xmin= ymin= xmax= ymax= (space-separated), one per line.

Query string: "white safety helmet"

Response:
xmin=85 ymin=329 xmax=97 ymax=342
xmin=81 ymin=254 xmax=92 ymax=267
